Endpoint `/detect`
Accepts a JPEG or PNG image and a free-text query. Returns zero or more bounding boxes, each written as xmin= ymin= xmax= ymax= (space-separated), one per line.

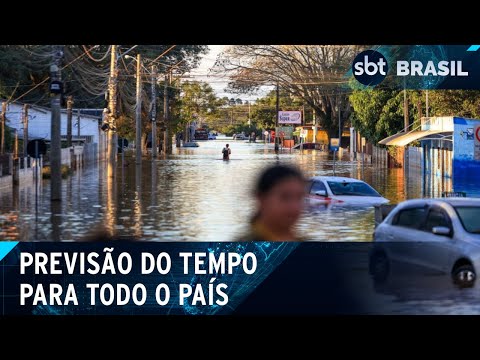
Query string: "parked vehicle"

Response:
xmin=371 ymin=198 xmax=480 ymax=288
xmin=208 ymin=133 xmax=217 ymax=140
xmin=233 ymin=133 xmax=247 ymax=140
xmin=194 ymin=128 xmax=209 ymax=140
xmin=306 ymin=176 xmax=389 ymax=206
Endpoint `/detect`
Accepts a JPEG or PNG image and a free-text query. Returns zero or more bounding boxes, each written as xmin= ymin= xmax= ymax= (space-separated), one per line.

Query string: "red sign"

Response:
xmin=476 ymin=127 xmax=480 ymax=142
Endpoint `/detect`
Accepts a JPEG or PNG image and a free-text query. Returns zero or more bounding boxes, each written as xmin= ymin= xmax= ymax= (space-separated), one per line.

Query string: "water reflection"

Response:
xmin=0 ymin=140 xmax=475 ymax=241
xmin=105 ymin=160 xmax=117 ymax=238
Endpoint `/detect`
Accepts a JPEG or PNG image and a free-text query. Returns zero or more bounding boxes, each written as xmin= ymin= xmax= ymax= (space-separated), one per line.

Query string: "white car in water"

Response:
xmin=306 ymin=176 xmax=389 ymax=206
xmin=372 ymin=198 xmax=480 ymax=287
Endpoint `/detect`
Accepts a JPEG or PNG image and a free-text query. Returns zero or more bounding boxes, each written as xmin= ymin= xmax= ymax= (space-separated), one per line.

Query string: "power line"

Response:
xmin=11 ymin=45 xmax=100 ymax=103
xmin=82 ymin=45 xmax=111 ymax=62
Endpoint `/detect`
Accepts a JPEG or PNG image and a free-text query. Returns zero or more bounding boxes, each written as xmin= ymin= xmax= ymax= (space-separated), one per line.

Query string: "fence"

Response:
xmin=405 ymin=146 xmax=423 ymax=175
xmin=0 ymin=155 xmax=41 ymax=189
xmin=372 ymin=145 xmax=388 ymax=168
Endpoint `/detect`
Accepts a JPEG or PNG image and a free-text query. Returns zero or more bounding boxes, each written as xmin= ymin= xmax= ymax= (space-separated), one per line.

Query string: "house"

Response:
xmin=2 ymin=101 xmax=103 ymax=145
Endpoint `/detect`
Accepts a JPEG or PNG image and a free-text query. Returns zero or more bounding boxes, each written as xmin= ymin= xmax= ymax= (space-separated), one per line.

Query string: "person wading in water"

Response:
xmin=222 ymin=144 xmax=231 ymax=160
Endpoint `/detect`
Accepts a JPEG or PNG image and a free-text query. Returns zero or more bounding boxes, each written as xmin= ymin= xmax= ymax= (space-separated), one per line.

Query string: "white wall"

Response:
xmin=4 ymin=102 xmax=100 ymax=144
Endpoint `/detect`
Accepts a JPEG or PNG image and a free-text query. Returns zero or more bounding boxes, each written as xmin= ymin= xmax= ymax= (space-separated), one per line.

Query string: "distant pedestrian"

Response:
xmin=264 ymin=130 xmax=269 ymax=143
xmin=252 ymin=132 xmax=256 ymax=143
xmin=222 ymin=144 xmax=231 ymax=160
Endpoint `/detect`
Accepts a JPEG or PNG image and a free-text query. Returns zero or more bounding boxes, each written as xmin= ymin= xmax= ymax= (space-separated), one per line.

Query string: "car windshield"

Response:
xmin=454 ymin=206 xmax=480 ymax=234
xmin=326 ymin=181 xmax=380 ymax=197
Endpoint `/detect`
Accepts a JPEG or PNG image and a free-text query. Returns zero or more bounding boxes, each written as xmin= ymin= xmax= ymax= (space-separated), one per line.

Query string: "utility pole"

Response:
xmin=14 ymin=129 xmax=18 ymax=159
xmin=135 ymin=53 xmax=142 ymax=165
xmin=275 ymin=83 xmax=279 ymax=151
xmin=302 ymin=103 xmax=305 ymax=126
xmin=0 ymin=102 xmax=6 ymax=154
xmin=23 ymin=104 xmax=29 ymax=156
xmin=426 ymin=90 xmax=429 ymax=118
xmin=338 ymin=95 xmax=342 ymax=147
xmin=168 ymin=71 xmax=174 ymax=154
xmin=50 ymin=46 xmax=63 ymax=201
xmin=163 ymin=73 xmax=169 ymax=155
xmin=403 ymin=82 xmax=409 ymax=132
xmin=107 ymin=45 xmax=118 ymax=177
xmin=151 ymin=64 xmax=157 ymax=158
xmin=66 ymin=96 xmax=73 ymax=147
xmin=77 ymin=109 xmax=81 ymax=139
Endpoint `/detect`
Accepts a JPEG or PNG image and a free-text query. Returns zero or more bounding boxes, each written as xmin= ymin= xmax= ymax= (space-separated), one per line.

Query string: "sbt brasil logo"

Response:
xmin=352 ymin=50 xmax=468 ymax=86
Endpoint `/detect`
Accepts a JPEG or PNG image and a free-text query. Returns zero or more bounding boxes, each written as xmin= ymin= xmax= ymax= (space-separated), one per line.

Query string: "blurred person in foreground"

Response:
xmin=237 ymin=164 xmax=306 ymax=241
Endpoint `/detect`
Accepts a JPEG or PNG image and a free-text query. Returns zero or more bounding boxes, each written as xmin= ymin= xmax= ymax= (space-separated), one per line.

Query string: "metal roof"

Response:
xmin=378 ymin=130 xmax=451 ymax=146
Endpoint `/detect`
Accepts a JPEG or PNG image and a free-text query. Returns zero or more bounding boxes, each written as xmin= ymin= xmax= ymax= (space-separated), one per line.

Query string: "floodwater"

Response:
xmin=2 ymin=139 xmax=480 ymax=314
xmin=0 ymin=139 xmax=462 ymax=242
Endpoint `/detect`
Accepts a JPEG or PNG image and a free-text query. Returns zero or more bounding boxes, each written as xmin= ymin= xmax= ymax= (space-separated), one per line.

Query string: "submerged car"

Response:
xmin=233 ymin=133 xmax=247 ymax=140
xmin=371 ymin=198 xmax=480 ymax=288
xmin=306 ymin=176 xmax=389 ymax=206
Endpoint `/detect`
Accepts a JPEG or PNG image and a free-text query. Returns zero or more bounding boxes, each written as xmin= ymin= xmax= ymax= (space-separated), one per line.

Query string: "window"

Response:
xmin=423 ymin=209 xmax=451 ymax=233
xmin=393 ymin=207 xmax=426 ymax=230
xmin=306 ymin=181 xmax=313 ymax=193
xmin=326 ymin=181 xmax=380 ymax=197
xmin=310 ymin=181 xmax=327 ymax=194
xmin=454 ymin=206 xmax=480 ymax=234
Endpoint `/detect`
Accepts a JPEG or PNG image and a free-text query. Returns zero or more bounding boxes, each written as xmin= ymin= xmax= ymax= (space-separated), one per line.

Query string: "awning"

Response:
xmin=378 ymin=130 xmax=451 ymax=146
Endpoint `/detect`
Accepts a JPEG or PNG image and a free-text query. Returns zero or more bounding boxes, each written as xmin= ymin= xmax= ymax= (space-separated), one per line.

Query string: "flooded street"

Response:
xmin=2 ymin=139 xmax=480 ymax=314
xmin=0 ymin=139 xmax=455 ymax=242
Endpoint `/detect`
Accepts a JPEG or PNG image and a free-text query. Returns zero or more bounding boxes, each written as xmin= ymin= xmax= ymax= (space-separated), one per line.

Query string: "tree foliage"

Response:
xmin=250 ymin=89 xmax=304 ymax=129
xmin=0 ymin=45 xmax=208 ymax=143
xmin=427 ymin=90 xmax=480 ymax=118
xmin=178 ymin=81 xmax=221 ymax=128
xmin=349 ymin=88 xmax=480 ymax=144
xmin=212 ymin=45 xmax=367 ymax=139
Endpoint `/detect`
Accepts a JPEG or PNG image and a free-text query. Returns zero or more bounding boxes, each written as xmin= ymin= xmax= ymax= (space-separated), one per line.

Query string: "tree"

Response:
xmin=235 ymin=98 xmax=243 ymax=105
xmin=0 ymin=45 xmax=208 ymax=140
xmin=213 ymin=45 xmax=367 ymax=140
xmin=179 ymin=81 xmax=220 ymax=129
xmin=427 ymin=90 xmax=480 ymax=118
xmin=350 ymin=88 xmax=480 ymax=144
xmin=221 ymin=97 xmax=230 ymax=106
xmin=250 ymin=89 xmax=304 ymax=129
xmin=350 ymin=89 xmax=420 ymax=144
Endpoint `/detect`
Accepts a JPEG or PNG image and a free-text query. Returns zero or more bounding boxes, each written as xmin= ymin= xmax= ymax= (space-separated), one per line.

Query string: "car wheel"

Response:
xmin=369 ymin=251 xmax=389 ymax=283
xmin=452 ymin=264 xmax=476 ymax=288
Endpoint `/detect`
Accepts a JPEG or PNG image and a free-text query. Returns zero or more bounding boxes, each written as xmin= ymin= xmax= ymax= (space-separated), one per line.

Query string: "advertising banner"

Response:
xmin=278 ymin=111 xmax=302 ymax=124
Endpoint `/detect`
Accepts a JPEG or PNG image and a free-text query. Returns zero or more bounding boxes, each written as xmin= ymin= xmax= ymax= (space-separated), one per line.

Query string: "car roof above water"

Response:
xmin=398 ymin=198 xmax=480 ymax=208
xmin=310 ymin=176 xmax=364 ymax=183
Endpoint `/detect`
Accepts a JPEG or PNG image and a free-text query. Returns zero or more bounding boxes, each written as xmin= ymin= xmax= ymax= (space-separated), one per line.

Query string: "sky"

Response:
xmin=189 ymin=45 xmax=272 ymax=103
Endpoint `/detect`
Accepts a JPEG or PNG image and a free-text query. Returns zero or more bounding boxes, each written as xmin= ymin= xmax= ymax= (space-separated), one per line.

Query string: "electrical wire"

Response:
xmin=82 ymin=45 xmax=111 ymax=62
xmin=11 ymin=45 xmax=100 ymax=103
